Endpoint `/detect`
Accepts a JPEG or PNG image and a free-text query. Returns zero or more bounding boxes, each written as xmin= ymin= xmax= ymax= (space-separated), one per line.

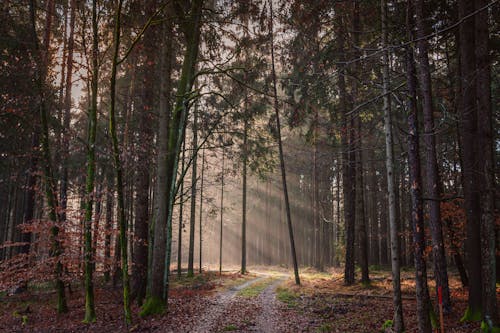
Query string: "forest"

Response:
xmin=0 ymin=0 xmax=498 ymax=332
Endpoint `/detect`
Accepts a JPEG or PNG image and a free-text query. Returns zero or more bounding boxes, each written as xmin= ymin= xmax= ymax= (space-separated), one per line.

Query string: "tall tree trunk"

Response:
xmin=60 ymin=0 xmax=76 ymax=226
xmin=20 ymin=132 xmax=39 ymax=255
xmin=458 ymin=0 xmax=482 ymax=321
xmin=108 ymin=0 xmax=131 ymax=324
xmin=405 ymin=4 xmax=432 ymax=331
xmin=351 ymin=1 xmax=368 ymax=283
xmin=269 ymin=0 xmax=300 ymax=285
xmin=29 ymin=0 xmax=67 ymax=314
xmin=104 ymin=174 xmax=114 ymax=283
xmin=337 ymin=9 xmax=356 ymax=284
xmin=313 ymin=106 xmax=322 ymax=271
xmin=177 ymin=139 xmax=186 ymax=276
xmin=198 ymin=148 xmax=205 ymax=273
xmin=381 ymin=0 xmax=403 ymax=330
xmin=219 ymin=146 xmax=225 ymax=275
xmin=144 ymin=0 xmax=203 ymax=315
xmin=475 ymin=0 xmax=498 ymax=326
xmin=413 ymin=0 xmax=451 ymax=313
xmin=82 ymin=0 xmax=99 ymax=322
xmin=187 ymin=99 xmax=198 ymax=277
xmin=132 ymin=0 xmax=156 ymax=303
xmin=241 ymin=96 xmax=248 ymax=274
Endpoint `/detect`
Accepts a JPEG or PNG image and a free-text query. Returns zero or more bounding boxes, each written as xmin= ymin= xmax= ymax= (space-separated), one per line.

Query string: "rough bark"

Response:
xmin=199 ymin=149 xmax=205 ymax=273
xmin=241 ymin=96 xmax=248 ymax=274
xmin=132 ymin=0 xmax=156 ymax=304
xmin=144 ymin=0 xmax=203 ymax=314
xmin=413 ymin=0 xmax=451 ymax=313
xmin=475 ymin=0 xmax=498 ymax=326
xmin=29 ymin=0 xmax=67 ymax=314
xmin=405 ymin=4 xmax=432 ymax=331
xmin=458 ymin=0 xmax=482 ymax=321
xmin=108 ymin=0 xmax=131 ymax=323
xmin=269 ymin=0 xmax=300 ymax=285
xmin=187 ymin=100 xmax=198 ymax=277
xmin=382 ymin=0 xmax=403 ymax=330
xmin=177 ymin=139 xmax=186 ymax=276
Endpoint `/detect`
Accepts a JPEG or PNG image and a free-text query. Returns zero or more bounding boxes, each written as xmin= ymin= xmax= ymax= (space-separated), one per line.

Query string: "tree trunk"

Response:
xmin=132 ymin=0 xmax=156 ymax=303
xmin=29 ymin=0 xmax=67 ymax=314
xmin=405 ymin=4 xmax=432 ymax=331
xmin=458 ymin=0 xmax=482 ymax=321
xmin=413 ymin=0 xmax=451 ymax=313
xmin=104 ymin=174 xmax=114 ymax=283
xmin=177 ymin=139 xmax=186 ymax=276
xmin=199 ymin=149 xmax=205 ymax=273
xmin=20 ymin=132 xmax=39 ymax=255
xmin=145 ymin=0 xmax=203 ymax=315
xmin=269 ymin=0 xmax=300 ymax=284
xmin=187 ymin=99 xmax=198 ymax=277
xmin=241 ymin=96 xmax=248 ymax=274
xmin=475 ymin=0 xmax=498 ymax=326
xmin=108 ymin=0 xmax=131 ymax=324
xmin=60 ymin=0 xmax=76 ymax=227
xmin=219 ymin=146 xmax=225 ymax=275
xmin=381 ymin=0 xmax=403 ymax=330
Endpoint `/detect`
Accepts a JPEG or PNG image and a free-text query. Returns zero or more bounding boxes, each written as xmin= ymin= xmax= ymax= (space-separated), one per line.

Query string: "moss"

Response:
xmin=429 ymin=307 xmax=438 ymax=330
xmin=481 ymin=320 xmax=500 ymax=333
xmin=461 ymin=306 xmax=482 ymax=322
xmin=139 ymin=296 xmax=165 ymax=317
xmin=82 ymin=312 xmax=96 ymax=324
xmin=361 ymin=280 xmax=372 ymax=288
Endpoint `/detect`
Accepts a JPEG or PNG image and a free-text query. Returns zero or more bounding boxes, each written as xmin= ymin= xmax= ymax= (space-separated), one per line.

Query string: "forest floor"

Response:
xmin=0 ymin=266 xmax=496 ymax=332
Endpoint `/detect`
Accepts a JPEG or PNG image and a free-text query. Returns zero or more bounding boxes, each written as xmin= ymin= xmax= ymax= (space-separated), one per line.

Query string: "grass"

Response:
xmin=316 ymin=323 xmax=333 ymax=332
xmin=275 ymin=286 xmax=299 ymax=308
xmin=222 ymin=324 xmax=238 ymax=331
xmin=237 ymin=278 xmax=275 ymax=297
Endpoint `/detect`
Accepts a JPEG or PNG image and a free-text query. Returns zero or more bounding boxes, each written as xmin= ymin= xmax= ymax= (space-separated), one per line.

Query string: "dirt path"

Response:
xmin=190 ymin=276 xmax=266 ymax=332
xmin=250 ymin=278 xmax=286 ymax=333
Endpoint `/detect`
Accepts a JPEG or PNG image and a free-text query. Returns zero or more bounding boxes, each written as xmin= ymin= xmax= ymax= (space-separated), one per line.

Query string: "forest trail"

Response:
xmin=190 ymin=273 xmax=287 ymax=332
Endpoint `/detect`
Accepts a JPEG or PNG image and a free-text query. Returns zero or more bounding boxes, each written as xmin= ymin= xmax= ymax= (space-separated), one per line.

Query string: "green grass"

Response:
xmin=276 ymin=286 xmax=299 ymax=308
xmin=222 ymin=324 xmax=238 ymax=331
xmin=315 ymin=323 xmax=333 ymax=332
xmin=237 ymin=278 xmax=275 ymax=297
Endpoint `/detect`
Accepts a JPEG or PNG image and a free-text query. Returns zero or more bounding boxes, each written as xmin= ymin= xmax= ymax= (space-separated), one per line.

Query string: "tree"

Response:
xmin=82 ymin=0 xmax=99 ymax=322
xmin=458 ymin=0 xmax=482 ymax=322
xmin=413 ymin=0 xmax=451 ymax=313
xmin=108 ymin=0 xmax=131 ymax=323
xmin=29 ymin=0 xmax=67 ymax=314
xmin=381 ymin=0 xmax=403 ymax=330
xmin=405 ymin=3 xmax=432 ymax=331
xmin=187 ymin=97 xmax=199 ymax=277
xmin=143 ymin=0 xmax=204 ymax=315
xmin=269 ymin=0 xmax=300 ymax=285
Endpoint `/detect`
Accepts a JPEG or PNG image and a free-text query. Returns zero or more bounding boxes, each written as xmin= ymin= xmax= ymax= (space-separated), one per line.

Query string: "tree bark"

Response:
xmin=145 ymin=0 xmax=203 ymax=314
xmin=199 ymin=149 xmax=205 ymax=273
xmin=405 ymin=4 xmax=432 ymax=331
xmin=269 ymin=0 xmax=300 ymax=285
xmin=475 ymin=0 xmax=498 ymax=326
xmin=29 ymin=0 xmax=67 ymax=314
xmin=108 ymin=0 xmax=131 ymax=323
xmin=187 ymin=99 xmax=198 ymax=277
xmin=381 ymin=0 xmax=403 ymax=330
xmin=241 ymin=95 xmax=248 ymax=274
xmin=413 ymin=0 xmax=451 ymax=313
xmin=458 ymin=0 xmax=482 ymax=321
xmin=177 ymin=139 xmax=186 ymax=276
